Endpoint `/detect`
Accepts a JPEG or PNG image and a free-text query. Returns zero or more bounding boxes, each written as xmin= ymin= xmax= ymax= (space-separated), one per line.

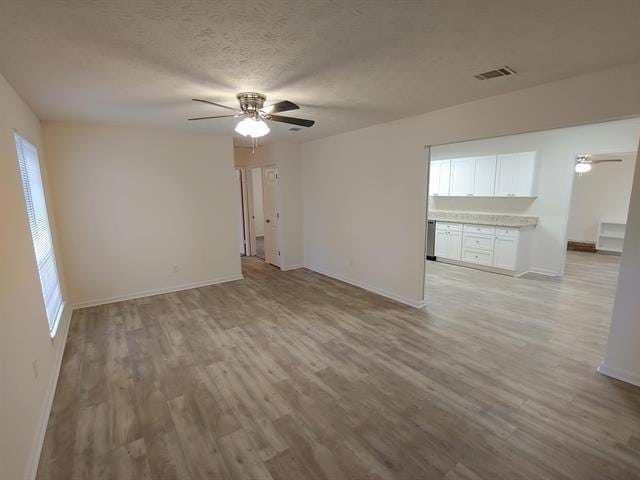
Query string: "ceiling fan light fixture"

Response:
xmin=575 ymin=162 xmax=592 ymax=173
xmin=234 ymin=117 xmax=270 ymax=138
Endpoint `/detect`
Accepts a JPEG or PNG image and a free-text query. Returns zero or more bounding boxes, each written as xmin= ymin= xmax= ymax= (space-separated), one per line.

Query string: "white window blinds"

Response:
xmin=15 ymin=132 xmax=64 ymax=335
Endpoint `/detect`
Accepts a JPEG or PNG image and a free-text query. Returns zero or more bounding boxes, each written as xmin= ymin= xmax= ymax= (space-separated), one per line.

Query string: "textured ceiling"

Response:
xmin=1 ymin=0 xmax=640 ymax=145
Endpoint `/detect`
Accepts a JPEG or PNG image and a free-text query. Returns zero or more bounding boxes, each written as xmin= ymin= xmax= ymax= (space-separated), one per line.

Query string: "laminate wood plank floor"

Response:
xmin=37 ymin=252 xmax=640 ymax=479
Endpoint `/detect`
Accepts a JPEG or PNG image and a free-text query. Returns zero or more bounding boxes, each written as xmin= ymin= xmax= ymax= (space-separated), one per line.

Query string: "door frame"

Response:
xmin=236 ymin=167 xmax=251 ymax=256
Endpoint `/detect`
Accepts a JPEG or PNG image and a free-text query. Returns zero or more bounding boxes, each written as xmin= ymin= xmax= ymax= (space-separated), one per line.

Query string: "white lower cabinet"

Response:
xmin=435 ymin=224 xmax=462 ymax=260
xmin=462 ymin=248 xmax=493 ymax=266
xmin=435 ymin=222 xmax=531 ymax=276
xmin=493 ymin=236 xmax=518 ymax=270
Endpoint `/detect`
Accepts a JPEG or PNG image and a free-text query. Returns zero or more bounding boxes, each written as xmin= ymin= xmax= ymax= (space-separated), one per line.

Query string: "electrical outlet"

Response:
xmin=172 ymin=264 xmax=179 ymax=273
xmin=32 ymin=360 xmax=39 ymax=379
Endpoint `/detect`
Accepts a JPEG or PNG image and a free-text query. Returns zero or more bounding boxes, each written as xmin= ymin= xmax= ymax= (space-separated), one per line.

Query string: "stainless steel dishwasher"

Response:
xmin=426 ymin=220 xmax=436 ymax=261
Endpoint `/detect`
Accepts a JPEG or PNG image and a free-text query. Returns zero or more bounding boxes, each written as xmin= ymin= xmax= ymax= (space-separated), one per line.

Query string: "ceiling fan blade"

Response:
xmin=192 ymin=98 xmax=239 ymax=112
xmin=267 ymin=114 xmax=315 ymax=127
xmin=590 ymin=159 xmax=623 ymax=164
xmin=261 ymin=100 xmax=300 ymax=115
xmin=188 ymin=114 xmax=238 ymax=121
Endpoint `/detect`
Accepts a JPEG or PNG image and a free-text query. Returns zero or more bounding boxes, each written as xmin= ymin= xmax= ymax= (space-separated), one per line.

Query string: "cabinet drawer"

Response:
xmin=496 ymin=227 xmax=519 ymax=237
xmin=436 ymin=222 xmax=463 ymax=232
xmin=463 ymin=234 xmax=494 ymax=251
xmin=462 ymin=248 xmax=493 ymax=266
xmin=463 ymin=224 xmax=496 ymax=235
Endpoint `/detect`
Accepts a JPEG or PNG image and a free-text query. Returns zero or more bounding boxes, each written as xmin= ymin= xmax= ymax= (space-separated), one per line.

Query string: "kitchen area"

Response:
xmin=426 ymin=150 xmax=539 ymax=277
xmin=425 ymin=118 xmax=640 ymax=287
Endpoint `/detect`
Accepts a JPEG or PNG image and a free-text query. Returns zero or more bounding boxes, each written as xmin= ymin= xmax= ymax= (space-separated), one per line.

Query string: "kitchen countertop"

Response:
xmin=428 ymin=211 xmax=538 ymax=228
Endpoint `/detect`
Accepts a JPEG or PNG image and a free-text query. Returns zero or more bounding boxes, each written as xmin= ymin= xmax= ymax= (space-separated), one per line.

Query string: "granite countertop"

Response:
xmin=428 ymin=211 xmax=538 ymax=228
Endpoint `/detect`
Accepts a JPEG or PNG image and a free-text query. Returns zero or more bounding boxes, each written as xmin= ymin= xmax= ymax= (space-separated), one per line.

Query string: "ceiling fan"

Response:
xmin=575 ymin=154 xmax=622 ymax=173
xmin=188 ymin=92 xmax=315 ymax=138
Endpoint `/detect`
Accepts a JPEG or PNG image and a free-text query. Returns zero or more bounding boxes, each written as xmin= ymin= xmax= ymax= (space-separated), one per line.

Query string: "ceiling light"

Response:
xmin=575 ymin=162 xmax=592 ymax=173
xmin=234 ymin=117 xmax=270 ymax=138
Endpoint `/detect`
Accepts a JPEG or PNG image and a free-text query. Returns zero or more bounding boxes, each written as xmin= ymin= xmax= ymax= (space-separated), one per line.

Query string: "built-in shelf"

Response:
xmin=597 ymin=221 xmax=626 ymax=254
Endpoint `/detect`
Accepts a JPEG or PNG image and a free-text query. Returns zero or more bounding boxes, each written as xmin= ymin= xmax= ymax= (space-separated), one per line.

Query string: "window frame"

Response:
xmin=14 ymin=131 xmax=64 ymax=338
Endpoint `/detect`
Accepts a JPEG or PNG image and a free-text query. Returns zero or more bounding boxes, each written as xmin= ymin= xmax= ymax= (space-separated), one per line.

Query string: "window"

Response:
xmin=15 ymin=132 xmax=64 ymax=336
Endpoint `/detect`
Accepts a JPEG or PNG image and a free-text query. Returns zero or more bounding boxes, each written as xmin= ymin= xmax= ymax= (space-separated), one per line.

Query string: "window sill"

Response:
xmin=49 ymin=301 xmax=65 ymax=340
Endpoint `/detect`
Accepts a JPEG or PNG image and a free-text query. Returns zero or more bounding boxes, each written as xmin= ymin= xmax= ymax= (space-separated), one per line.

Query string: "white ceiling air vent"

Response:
xmin=474 ymin=66 xmax=516 ymax=80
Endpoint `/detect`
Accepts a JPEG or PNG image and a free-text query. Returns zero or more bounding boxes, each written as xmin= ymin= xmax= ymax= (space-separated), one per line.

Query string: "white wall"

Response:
xmin=234 ymin=143 xmax=304 ymax=269
xmin=430 ymin=119 xmax=640 ymax=275
xmin=251 ymin=167 xmax=265 ymax=236
xmin=0 ymin=75 xmax=73 ymax=480
xmin=302 ymin=61 xmax=640 ymax=306
xmin=600 ymin=146 xmax=640 ymax=386
xmin=567 ymin=153 xmax=636 ymax=243
xmin=43 ymin=122 xmax=241 ymax=306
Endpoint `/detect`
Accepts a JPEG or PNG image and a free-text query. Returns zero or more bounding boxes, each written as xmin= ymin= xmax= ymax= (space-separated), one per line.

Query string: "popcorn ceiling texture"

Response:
xmin=1 ymin=0 xmax=640 ymax=144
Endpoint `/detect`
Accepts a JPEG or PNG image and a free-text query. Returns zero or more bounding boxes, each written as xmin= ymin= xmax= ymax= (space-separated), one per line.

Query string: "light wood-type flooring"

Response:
xmin=37 ymin=252 xmax=640 ymax=479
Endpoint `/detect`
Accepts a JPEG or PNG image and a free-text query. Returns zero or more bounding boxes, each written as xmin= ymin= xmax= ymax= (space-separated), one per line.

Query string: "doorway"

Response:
xmin=250 ymin=167 xmax=266 ymax=259
xmin=237 ymin=164 xmax=281 ymax=267
xmin=421 ymin=118 xmax=640 ymax=383
xmin=237 ymin=169 xmax=247 ymax=256
xmin=566 ymin=151 xmax=636 ymax=257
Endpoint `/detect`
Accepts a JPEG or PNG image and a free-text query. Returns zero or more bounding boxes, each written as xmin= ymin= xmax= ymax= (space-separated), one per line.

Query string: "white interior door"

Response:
xmin=262 ymin=165 xmax=280 ymax=267
xmin=236 ymin=169 xmax=247 ymax=255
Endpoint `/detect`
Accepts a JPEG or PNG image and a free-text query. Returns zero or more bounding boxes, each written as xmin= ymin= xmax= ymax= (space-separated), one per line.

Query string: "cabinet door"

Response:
xmin=450 ymin=158 xmax=475 ymax=196
xmin=435 ymin=230 xmax=449 ymax=258
xmin=514 ymin=152 xmax=537 ymax=196
xmin=428 ymin=161 xmax=440 ymax=196
xmin=495 ymin=154 xmax=516 ymax=196
xmin=473 ymin=156 xmax=497 ymax=196
xmin=438 ymin=160 xmax=451 ymax=196
xmin=494 ymin=236 xmax=518 ymax=270
xmin=448 ymin=231 xmax=463 ymax=260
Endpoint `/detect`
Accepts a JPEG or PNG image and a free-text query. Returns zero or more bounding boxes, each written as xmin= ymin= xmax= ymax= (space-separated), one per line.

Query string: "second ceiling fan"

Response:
xmin=189 ymin=92 xmax=315 ymax=138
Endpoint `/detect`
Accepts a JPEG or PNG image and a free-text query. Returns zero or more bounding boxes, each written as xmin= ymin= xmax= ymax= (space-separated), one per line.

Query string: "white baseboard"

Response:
xmin=26 ymin=303 xmax=73 ymax=480
xmin=528 ymin=267 xmax=562 ymax=277
xmin=304 ymin=264 xmax=425 ymax=309
xmin=72 ymin=274 xmax=244 ymax=309
xmin=281 ymin=264 xmax=304 ymax=271
xmin=597 ymin=362 xmax=640 ymax=387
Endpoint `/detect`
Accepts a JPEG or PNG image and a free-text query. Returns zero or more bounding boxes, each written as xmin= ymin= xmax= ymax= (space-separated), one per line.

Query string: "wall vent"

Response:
xmin=474 ymin=66 xmax=516 ymax=80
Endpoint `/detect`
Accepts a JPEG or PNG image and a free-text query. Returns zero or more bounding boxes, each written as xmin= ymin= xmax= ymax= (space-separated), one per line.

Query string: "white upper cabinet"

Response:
xmin=473 ymin=156 xmax=497 ymax=196
xmin=449 ymin=156 xmax=496 ymax=197
xmin=450 ymin=158 xmax=476 ymax=196
xmin=428 ymin=159 xmax=451 ymax=196
xmin=434 ymin=152 xmax=536 ymax=198
xmin=495 ymin=152 xmax=538 ymax=197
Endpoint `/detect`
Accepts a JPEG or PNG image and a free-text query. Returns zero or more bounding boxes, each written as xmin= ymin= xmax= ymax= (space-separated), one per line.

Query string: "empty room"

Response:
xmin=2 ymin=2 xmax=640 ymax=479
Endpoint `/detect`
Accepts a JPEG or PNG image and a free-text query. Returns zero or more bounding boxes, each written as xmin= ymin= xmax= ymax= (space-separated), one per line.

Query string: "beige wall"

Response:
xmin=302 ymin=61 xmax=640 ymax=306
xmin=43 ymin=122 xmax=241 ymax=306
xmin=234 ymin=143 xmax=304 ymax=269
xmin=568 ymin=152 xmax=637 ymax=243
xmin=600 ymin=145 xmax=640 ymax=386
xmin=0 ymin=75 xmax=73 ymax=480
